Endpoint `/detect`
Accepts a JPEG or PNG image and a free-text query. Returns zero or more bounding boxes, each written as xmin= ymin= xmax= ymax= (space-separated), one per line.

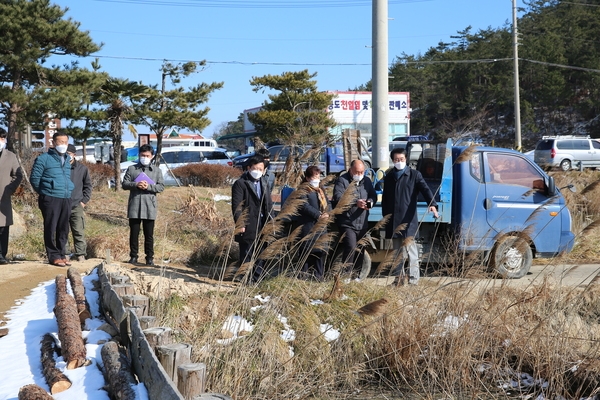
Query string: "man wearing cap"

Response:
xmin=0 ymin=128 xmax=23 ymax=264
xmin=30 ymin=131 xmax=75 ymax=267
xmin=66 ymin=144 xmax=92 ymax=262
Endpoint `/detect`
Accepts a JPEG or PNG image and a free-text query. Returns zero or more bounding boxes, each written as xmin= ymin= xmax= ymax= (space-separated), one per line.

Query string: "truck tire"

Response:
xmin=560 ymin=159 xmax=572 ymax=171
xmin=489 ymin=236 xmax=532 ymax=279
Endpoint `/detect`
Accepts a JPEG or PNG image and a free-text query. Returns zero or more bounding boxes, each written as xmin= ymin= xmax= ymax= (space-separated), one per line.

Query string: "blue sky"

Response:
xmin=51 ymin=0 xmax=523 ymax=140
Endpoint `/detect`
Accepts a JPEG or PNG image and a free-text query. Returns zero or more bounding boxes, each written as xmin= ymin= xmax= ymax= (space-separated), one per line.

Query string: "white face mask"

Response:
xmin=352 ymin=174 xmax=364 ymax=182
xmin=0 ymin=141 xmax=5 ymax=151
xmin=139 ymin=157 xmax=152 ymax=166
xmin=55 ymin=144 xmax=68 ymax=154
xmin=394 ymin=161 xmax=406 ymax=170
xmin=309 ymin=179 xmax=320 ymax=188
xmin=249 ymin=170 xmax=263 ymax=180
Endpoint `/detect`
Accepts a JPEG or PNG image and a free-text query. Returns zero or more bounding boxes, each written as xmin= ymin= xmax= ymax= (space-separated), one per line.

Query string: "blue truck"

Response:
xmin=367 ymin=139 xmax=575 ymax=278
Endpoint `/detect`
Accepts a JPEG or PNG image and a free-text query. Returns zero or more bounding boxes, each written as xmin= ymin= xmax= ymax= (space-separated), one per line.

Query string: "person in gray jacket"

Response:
xmin=30 ymin=131 xmax=74 ymax=267
xmin=332 ymin=159 xmax=377 ymax=279
xmin=0 ymin=128 xmax=23 ymax=264
xmin=122 ymin=144 xmax=164 ymax=266
xmin=66 ymin=145 xmax=92 ymax=262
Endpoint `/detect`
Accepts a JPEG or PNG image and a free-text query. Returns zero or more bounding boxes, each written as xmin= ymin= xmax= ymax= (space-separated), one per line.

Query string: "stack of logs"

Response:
xmin=17 ymin=265 xmax=230 ymax=400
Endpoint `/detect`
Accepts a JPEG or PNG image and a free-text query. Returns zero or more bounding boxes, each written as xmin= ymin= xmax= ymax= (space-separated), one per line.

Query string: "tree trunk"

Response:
xmin=18 ymin=384 xmax=53 ymax=400
xmin=54 ymin=274 xmax=87 ymax=369
xmin=40 ymin=333 xmax=72 ymax=394
xmin=67 ymin=267 xmax=92 ymax=325
xmin=100 ymin=341 xmax=138 ymax=400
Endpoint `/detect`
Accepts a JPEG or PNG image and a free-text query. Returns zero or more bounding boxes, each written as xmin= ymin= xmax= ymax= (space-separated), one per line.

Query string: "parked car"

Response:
xmin=368 ymin=135 xmax=429 ymax=167
xmin=74 ymin=146 xmax=96 ymax=163
xmin=534 ymin=135 xmax=600 ymax=171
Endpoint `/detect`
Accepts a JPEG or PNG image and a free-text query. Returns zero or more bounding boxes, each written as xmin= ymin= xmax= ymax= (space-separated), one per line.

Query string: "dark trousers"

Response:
xmin=238 ymin=238 xmax=264 ymax=283
xmin=341 ymin=226 xmax=368 ymax=275
xmin=129 ymin=219 xmax=155 ymax=260
xmin=69 ymin=203 xmax=86 ymax=257
xmin=301 ymin=250 xmax=325 ymax=280
xmin=0 ymin=226 xmax=8 ymax=258
xmin=38 ymin=195 xmax=72 ymax=262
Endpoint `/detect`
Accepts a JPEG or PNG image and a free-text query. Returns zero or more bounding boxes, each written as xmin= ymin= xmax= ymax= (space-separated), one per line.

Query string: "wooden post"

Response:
xmin=157 ymin=343 xmax=192 ymax=384
xmin=113 ymin=283 xmax=135 ymax=297
xmin=139 ymin=315 xmax=157 ymax=330
xmin=144 ymin=327 xmax=173 ymax=352
xmin=177 ymin=363 xmax=206 ymax=400
xmin=41 ymin=334 xmax=72 ymax=394
xmin=110 ymin=274 xmax=130 ymax=285
xmin=54 ymin=275 xmax=87 ymax=369
xmin=122 ymin=294 xmax=149 ymax=317
xmin=67 ymin=267 xmax=91 ymax=324
xmin=101 ymin=341 xmax=137 ymax=400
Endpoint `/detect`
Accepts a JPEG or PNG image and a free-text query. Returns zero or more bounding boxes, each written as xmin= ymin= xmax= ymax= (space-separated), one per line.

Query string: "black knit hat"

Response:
xmin=67 ymin=144 xmax=77 ymax=154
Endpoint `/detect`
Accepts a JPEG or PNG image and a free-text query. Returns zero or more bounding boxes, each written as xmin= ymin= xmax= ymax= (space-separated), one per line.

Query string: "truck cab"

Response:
xmin=368 ymin=139 xmax=575 ymax=278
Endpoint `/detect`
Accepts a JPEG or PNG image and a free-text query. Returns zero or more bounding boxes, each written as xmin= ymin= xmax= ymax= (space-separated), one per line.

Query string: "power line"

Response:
xmin=92 ymin=0 xmax=431 ymax=8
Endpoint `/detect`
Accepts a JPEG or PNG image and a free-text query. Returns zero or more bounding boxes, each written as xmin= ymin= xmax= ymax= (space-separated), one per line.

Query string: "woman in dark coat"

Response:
xmin=292 ymin=165 xmax=330 ymax=281
xmin=231 ymin=155 xmax=273 ymax=283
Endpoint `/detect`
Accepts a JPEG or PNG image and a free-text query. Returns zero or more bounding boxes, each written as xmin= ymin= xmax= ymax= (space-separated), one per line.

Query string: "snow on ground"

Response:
xmin=0 ymin=269 xmax=148 ymax=400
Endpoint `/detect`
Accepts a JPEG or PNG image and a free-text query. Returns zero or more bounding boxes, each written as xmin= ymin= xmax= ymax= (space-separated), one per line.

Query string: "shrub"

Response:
xmin=85 ymin=162 xmax=114 ymax=190
xmin=172 ymin=164 xmax=241 ymax=188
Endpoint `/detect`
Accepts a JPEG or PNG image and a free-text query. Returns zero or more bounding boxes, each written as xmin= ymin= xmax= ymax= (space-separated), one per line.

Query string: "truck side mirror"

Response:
xmin=546 ymin=176 xmax=556 ymax=195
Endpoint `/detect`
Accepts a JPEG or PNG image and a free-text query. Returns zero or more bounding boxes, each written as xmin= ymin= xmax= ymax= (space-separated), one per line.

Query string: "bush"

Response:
xmin=172 ymin=164 xmax=241 ymax=188
xmin=85 ymin=162 xmax=114 ymax=190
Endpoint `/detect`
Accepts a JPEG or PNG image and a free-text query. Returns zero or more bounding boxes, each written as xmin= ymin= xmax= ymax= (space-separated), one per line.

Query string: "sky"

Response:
xmin=48 ymin=0 xmax=523 ymax=140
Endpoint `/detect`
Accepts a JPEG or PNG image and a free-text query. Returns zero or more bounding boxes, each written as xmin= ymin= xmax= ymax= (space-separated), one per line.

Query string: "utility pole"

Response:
xmin=372 ymin=0 xmax=389 ymax=169
xmin=513 ymin=0 xmax=522 ymax=151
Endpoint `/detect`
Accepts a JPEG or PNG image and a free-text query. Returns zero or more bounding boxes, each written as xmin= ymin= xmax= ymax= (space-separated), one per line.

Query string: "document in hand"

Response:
xmin=134 ymin=172 xmax=155 ymax=185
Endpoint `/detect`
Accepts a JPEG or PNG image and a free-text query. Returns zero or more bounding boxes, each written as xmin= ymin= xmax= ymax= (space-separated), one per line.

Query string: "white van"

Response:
xmin=534 ymin=135 xmax=600 ymax=171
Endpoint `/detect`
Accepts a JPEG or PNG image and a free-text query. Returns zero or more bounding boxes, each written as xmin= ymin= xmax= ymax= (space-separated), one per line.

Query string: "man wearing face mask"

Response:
xmin=256 ymin=148 xmax=275 ymax=193
xmin=65 ymin=145 xmax=92 ymax=262
xmin=122 ymin=144 xmax=164 ymax=266
xmin=332 ymin=159 xmax=377 ymax=280
xmin=231 ymin=155 xmax=273 ymax=283
xmin=382 ymin=147 xmax=438 ymax=286
xmin=30 ymin=131 xmax=75 ymax=267
xmin=0 ymin=128 xmax=23 ymax=264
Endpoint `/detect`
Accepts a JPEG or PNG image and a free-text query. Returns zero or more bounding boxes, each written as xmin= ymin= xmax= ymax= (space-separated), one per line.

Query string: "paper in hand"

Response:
xmin=134 ymin=172 xmax=155 ymax=185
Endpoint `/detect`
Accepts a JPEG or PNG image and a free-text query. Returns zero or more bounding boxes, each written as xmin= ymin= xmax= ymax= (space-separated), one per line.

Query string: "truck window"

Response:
xmin=487 ymin=153 xmax=545 ymax=190
xmin=470 ymin=152 xmax=482 ymax=181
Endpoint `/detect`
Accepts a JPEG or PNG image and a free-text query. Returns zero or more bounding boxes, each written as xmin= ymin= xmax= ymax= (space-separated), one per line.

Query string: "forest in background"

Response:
xmin=356 ymin=0 xmax=600 ymax=150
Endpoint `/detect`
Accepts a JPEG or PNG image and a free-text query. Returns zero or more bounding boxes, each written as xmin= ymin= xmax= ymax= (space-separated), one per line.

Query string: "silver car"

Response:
xmin=534 ymin=136 xmax=600 ymax=171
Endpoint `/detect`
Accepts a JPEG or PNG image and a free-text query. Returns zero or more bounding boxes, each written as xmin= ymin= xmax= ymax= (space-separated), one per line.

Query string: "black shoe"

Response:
xmin=128 ymin=257 xmax=138 ymax=264
xmin=0 ymin=256 xmax=8 ymax=265
xmin=146 ymin=258 xmax=154 ymax=266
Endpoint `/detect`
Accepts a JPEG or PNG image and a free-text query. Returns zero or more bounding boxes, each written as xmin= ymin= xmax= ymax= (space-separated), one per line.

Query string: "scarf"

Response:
xmin=305 ymin=184 xmax=328 ymax=213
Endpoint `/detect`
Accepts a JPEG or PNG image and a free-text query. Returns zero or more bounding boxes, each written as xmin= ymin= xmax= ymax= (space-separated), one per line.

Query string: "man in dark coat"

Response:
xmin=382 ymin=147 xmax=438 ymax=285
xmin=231 ymin=155 xmax=273 ymax=283
xmin=332 ymin=159 xmax=377 ymax=279
xmin=0 ymin=128 xmax=23 ymax=264
xmin=66 ymin=145 xmax=92 ymax=262
xmin=30 ymin=131 xmax=75 ymax=267
xmin=122 ymin=144 xmax=165 ymax=266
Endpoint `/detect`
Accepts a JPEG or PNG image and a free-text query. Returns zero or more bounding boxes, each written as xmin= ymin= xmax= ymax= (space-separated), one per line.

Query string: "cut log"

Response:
xmin=54 ymin=275 xmax=87 ymax=369
xmin=41 ymin=333 xmax=72 ymax=394
xmin=139 ymin=316 xmax=157 ymax=330
xmin=177 ymin=363 xmax=206 ymax=400
xmin=18 ymin=384 xmax=53 ymax=400
xmin=113 ymin=283 xmax=135 ymax=297
xmin=0 ymin=327 xmax=8 ymax=338
xmin=67 ymin=267 xmax=92 ymax=324
xmin=143 ymin=327 xmax=173 ymax=352
xmin=157 ymin=343 xmax=192 ymax=384
xmin=101 ymin=341 xmax=138 ymax=400
xmin=122 ymin=295 xmax=149 ymax=317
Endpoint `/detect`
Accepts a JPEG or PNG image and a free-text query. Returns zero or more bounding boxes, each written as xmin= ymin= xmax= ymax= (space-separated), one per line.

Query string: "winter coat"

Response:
xmin=70 ymin=160 xmax=92 ymax=207
xmin=332 ymin=171 xmax=377 ymax=231
xmin=381 ymin=167 xmax=437 ymax=239
xmin=0 ymin=149 xmax=23 ymax=227
xmin=231 ymin=171 xmax=274 ymax=244
xmin=30 ymin=148 xmax=74 ymax=199
xmin=122 ymin=163 xmax=164 ymax=220
xmin=292 ymin=183 xmax=331 ymax=239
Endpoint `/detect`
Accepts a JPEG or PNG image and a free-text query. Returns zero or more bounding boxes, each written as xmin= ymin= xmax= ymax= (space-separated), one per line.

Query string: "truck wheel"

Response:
xmin=560 ymin=159 xmax=572 ymax=171
xmin=489 ymin=236 xmax=532 ymax=279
